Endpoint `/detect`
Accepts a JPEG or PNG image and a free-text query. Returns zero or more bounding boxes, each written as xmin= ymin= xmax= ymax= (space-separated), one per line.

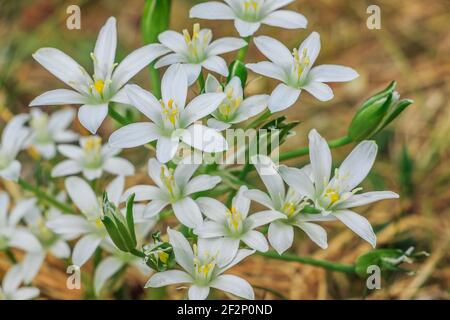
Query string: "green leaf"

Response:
xmin=102 ymin=216 xmax=128 ymax=252
xmin=126 ymin=194 xmax=137 ymax=248
xmin=227 ymin=60 xmax=248 ymax=87
xmin=141 ymin=0 xmax=172 ymax=44
xmin=111 ymin=212 xmax=135 ymax=252
xmin=355 ymin=249 xmax=405 ymax=277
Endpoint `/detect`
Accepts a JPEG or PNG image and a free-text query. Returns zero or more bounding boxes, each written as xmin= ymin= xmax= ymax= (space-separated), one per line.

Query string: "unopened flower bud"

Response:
xmin=144 ymin=231 xmax=175 ymax=272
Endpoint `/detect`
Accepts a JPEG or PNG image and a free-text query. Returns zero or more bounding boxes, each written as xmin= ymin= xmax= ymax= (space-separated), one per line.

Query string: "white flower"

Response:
xmin=145 ymin=228 xmax=255 ymax=300
xmin=52 ymin=135 xmax=134 ymax=181
xmin=121 ymin=158 xmax=221 ymax=229
xmin=30 ymin=17 xmax=170 ymax=134
xmin=47 ymin=176 xmax=125 ymax=267
xmin=246 ymin=155 xmax=332 ymax=254
xmin=26 ymin=109 xmax=78 ymax=159
xmin=190 ymin=0 xmax=307 ymax=37
xmin=195 ymin=185 xmax=283 ymax=263
xmin=156 ymin=24 xmax=247 ymax=85
xmin=278 ymin=129 xmax=400 ymax=248
xmin=246 ymin=32 xmax=359 ymax=112
xmin=108 ymin=64 xmax=228 ymax=163
xmin=0 ymin=114 xmax=30 ymax=181
xmin=204 ymin=75 xmax=268 ymax=130
xmin=0 ymin=265 xmax=39 ymax=300
xmin=0 ymin=192 xmax=41 ymax=254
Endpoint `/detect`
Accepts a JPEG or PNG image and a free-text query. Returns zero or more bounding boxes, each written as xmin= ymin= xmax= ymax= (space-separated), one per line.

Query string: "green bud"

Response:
xmin=227 ymin=60 xmax=248 ymax=88
xmin=348 ymin=81 xmax=413 ymax=141
xmin=144 ymin=232 xmax=175 ymax=272
xmin=101 ymin=193 xmax=137 ymax=253
xmin=141 ymin=0 xmax=172 ymax=44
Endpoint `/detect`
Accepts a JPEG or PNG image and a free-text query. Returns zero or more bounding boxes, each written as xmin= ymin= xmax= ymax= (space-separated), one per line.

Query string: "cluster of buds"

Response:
xmin=143 ymin=232 xmax=175 ymax=272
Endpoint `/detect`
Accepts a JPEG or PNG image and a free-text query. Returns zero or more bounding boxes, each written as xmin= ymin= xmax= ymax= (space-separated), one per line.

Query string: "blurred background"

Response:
xmin=0 ymin=0 xmax=449 ymax=299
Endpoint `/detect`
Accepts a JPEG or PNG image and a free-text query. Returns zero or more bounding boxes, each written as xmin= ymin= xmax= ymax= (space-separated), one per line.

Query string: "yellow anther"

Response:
xmin=160 ymin=98 xmax=179 ymax=126
xmin=183 ymin=29 xmax=191 ymax=43
xmin=325 ymin=189 xmax=340 ymax=205
xmin=84 ymin=136 xmax=102 ymax=152
xmin=283 ymin=202 xmax=296 ymax=218
xmin=160 ymin=166 xmax=175 ymax=195
xmin=95 ymin=218 xmax=103 ymax=228
xmin=94 ymin=79 xmax=105 ymax=94
xmin=226 ymin=207 xmax=242 ymax=231
xmin=193 ymin=23 xmax=200 ymax=39
xmin=158 ymin=251 xmax=169 ymax=264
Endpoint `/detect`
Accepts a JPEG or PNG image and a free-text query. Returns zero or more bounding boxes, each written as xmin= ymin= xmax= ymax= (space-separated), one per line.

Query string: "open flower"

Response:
xmin=205 ymin=75 xmax=268 ymax=130
xmin=47 ymin=176 xmax=125 ymax=267
xmin=121 ymin=158 xmax=221 ymax=229
xmin=30 ymin=17 xmax=170 ymax=134
xmin=190 ymin=0 xmax=307 ymax=37
xmin=26 ymin=109 xmax=78 ymax=159
xmin=246 ymin=155 xmax=332 ymax=254
xmin=155 ymin=24 xmax=247 ymax=85
xmin=52 ymin=135 xmax=134 ymax=181
xmin=195 ymin=185 xmax=283 ymax=263
xmin=246 ymin=32 xmax=359 ymax=112
xmin=145 ymin=228 xmax=255 ymax=300
xmin=278 ymin=129 xmax=399 ymax=248
xmin=0 ymin=265 xmax=39 ymax=300
xmin=0 ymin=114 xmax=30 ymax=181
xmin=108 ymin=64 xmax=228 ymax=163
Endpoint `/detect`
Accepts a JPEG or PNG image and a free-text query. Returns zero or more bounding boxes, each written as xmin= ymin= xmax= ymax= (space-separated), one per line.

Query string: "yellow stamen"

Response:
xmin=84 ymin=136 xmax=102 ymax=152
xmin=283 ymin=202 xmax=296 ymax=218
xmin=94 ymin=79 xmax=105 ymax=94
xmin=95 ymin=218 xmax=103 ymax=228
xmin=325 ymin=189 xmax=340 ymax=205
xmin=160 ymin=98 xmax=179 ymax=126
xmin=158 ymin=251 xmax=169 ymax=264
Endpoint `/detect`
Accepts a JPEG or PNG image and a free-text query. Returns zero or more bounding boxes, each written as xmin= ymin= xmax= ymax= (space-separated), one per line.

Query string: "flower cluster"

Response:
xmin=0 ymin=1 xmax=411 ymax=300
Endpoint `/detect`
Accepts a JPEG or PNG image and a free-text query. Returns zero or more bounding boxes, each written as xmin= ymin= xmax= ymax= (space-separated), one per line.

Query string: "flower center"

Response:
xmin=30 ymin=113 xmax=51 ymax=144
xmin=193 ymin=244 xmax=217 ymax=285
xmin=160 ymin=166 xmax=179 ymax=199
xmin=242 ymin=0 xmax=261 ymax=21
xmin=182 ymin=23 xmax=211 ymax=63
xmin=292 ymin=48 xmax=311 ymax=86
xmin=160 ymin=98 xmax=180 ymax=127
xmin=82 ymin=136 xmax=103 ymax=169
xmin=325 ymin=188 xmax=340 ymax=205
xmin=94 ymin=79 xmax=105 ymax=94
xmin=218 ymin=87 xmax=242 ymax=120
xmin=226 ymin=206 xmax=243 ymax=234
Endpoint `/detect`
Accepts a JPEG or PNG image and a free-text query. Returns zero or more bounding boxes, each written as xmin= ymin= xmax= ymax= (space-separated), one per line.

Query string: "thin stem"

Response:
xmin=149 ymin=63 xmax=162 ymax=99
xmin=258 ymin=251 xmax=356 ymax=274
xmin=236 ymin=36 xmax=252 ymax=62
xmin=130 ymin=248 xmax=145 ymax=258
xmin=279 ymin=135 xmax=353 ymax=162
xmin=17 ymin=178 xmax=76 ymax=214
xmin=108 ymin=106 xmax=130 ymax=126
xmin=197 ymin=72 xmax=205 ymax=92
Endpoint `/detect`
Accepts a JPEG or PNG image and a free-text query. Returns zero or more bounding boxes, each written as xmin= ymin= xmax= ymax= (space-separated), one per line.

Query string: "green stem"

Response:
xmin=236 ymin=36 xmax=252 ymax=62
xmin=17 ymin=178 xmax=76 ymax=214
xmin=130 ymin=248 xmax=145 ymax=258
xmin=279 ymin=135 xmax=353 ymax=162
xmin=108 ymin=106 xmax=130 ymax=126
xmin=258 ymin=251 xmax=356 ymax=274
xmin=197 ymin=72 xmax=205 ymax=92
xmin=5 ymin=248 xmax=17 ymax=263
xmin=149 ymin=63 xmax=161 ymax=99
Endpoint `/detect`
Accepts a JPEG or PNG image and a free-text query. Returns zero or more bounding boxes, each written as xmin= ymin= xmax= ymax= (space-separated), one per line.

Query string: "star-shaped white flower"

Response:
xmin=246 ymin=155 xmax=332 ymax=254
xmin=30 ymin=17 xmax=170 ymax=134
xmin=278 ymin=129 xmax=400 ymax=248
xmin=190 ymin=0 xmax=307 ymax=37
xmin=0 ymin=114 xmax=30 ymax=181
xmin=155 ymin=24 xmax=247 ymax=85
xmin=121 ymin=158 xmax=221 ymax=229
xmin=195 ymin=185 xmax=283 ymax=263
xmin=246 ymin=32 xmax=359 ymax=112
xmin=0 ymin=265 xmax=39 ymax=300
xmin=52 ymin=135 xmax=134 ymax=181
xmin=108 ymin=64 xmax=228 ymax=163
xmin=145 ymin=228 xmax=255 ymax=300
xmin=205 ymin=75 xmax=268 ymax=130
xmin=26 ymin=109 xmax=78 ymax=160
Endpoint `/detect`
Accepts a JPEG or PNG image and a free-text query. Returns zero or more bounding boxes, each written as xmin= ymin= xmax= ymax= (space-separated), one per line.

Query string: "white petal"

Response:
xmin=263 ymin=10 xmax=308 ymax=29
xmin=3 ymin=265 xmax=23 ymax=293
xmin=108 ymin=122 xmax=160 ymax=149
xmin=158 ymin=31 xmax=188 ymax=53
xmin=0 ymin=192 xmax=8 ymax=226
xmin=47 ymin=215 xmax=92 ymax=235
xmin=220 ymin=248 xmax=254 ymax=273
xmin=104 ymin=157 xmax=135 ymax=176
xmin=121 ymin=185 xmax=163 ymax=202
xmin=241 ymin=230 xmax=269 ymax=252
xmin=207 ymin=37 xmax=247 ymax=56
xmin=154 ymin=53 xmax=185 ymax=68
xmin=299 ymin=31 xmax=321 ymax=67
xmin=268 ymin=221 xmax=293 ymax=254
xmin=194 ymin=221 xmax=227 ymax=238
xmin=294 ymin=221 xmax=328 ymax=249
xmin=308 ymin=128 xmax=332 ymax=193
xmin=185 ymin=174 xmax=221 ymax=195
xmin=48 ymin=108 xmax=76 ymax=131
xmin=233 ymin=185 xmax=250 ymax=218
xmin=167 ymin=228 xmax=195 ymax=275
xmin=49 ymin=240 xmax=71 ymax=259
xmin=9 ymin=198 xmax=37 ymax=226
xmin=205 ymin=74 xmax=221 ymax=93
xmin=32 ymin=48 xmax=91 ymax=93
xmin=0 ymin=161 xmax=21 ymax=182
xmin=202 ymin=56 xmax=229 ymax=77
xmin=309 ymin=64 xmax=359 ymax=83
xmin=8 ymin=229 xmax=41 ymax=252
xmin=29 ymin=89 xmax=86 ymax=106
xmin=147 ymin=158 xmax=164 ymax=188
xmin=246 ymin=62 xmax=285 ymax=82
xmin=253 ymin=155 xmax=285 ymax=205
xmin=65 ymin=176 xmax=100 ymax=217
xmin=268 ymin=83 xmax=301 ymax=112
xmin=94 ymin=256 xmax=124 ymax=296
xmin=181 ymin=124 xmax=228 ymax=153
xmin=190 ymin=2 xmax=235 ymax=20
xmin=238 ymin=94 xmax=269 ymax=119
xmin=337 ymin=191 xmax=399 ymax=209
xmin=112 ymin=44 xmax=170 ymax=89
xmin=172 ymin=197 xmax=204 ymax=228
xmin=278 ymin=166 xmax=315 ymax=199
xmin=182 ymin=92 xmax=226 ymax=126
xmin=21 ymin=252 xmax=45 ymax=283
xmin=57 ymin=145 xmax=83 ymax=159
xmin=207 ymin=118 xmax=230 ymax=131
xmin=302 ymin=81 xmax=334 ymax=101
xmin=72 ymin=234 xmax=102 ymax=267
xmin=246 ymin=210 xmax=284 ymax=229
xmin=51 ymin=160 xmax=82 ymax=178
xmin=244 ymin=189 xmax=274 ymax=209
xmin=182 ymin=64 xmax=202 ymax=86
xmin=93 ymin=17 xmax=116 ymax=79
xmin=105 ymin=175 xmax=125 ymax=206
xmin=83 ymin=168 xmax=102 ymax=181
xmin=264 ymin=0 xmax=295 ymax=11
xmin=161 ymin=64 xmax=187 ymax=109
xmin=216 ymin=237 xmax=240 ymax=268
xmin=334 ymin=210 xmax=376 ymax=248
xmin=11 ymin=288 xmax=40 ymax=300
xmin=143 ymin=200 xmax=168 ymax=219
xmin=196 ymin=197 xmax=228 ymax=223
xmin=78 ymin=103 xmax=108 ymax=134
xmin=336 ymin=141 xmax=378 ymax=191
xmin=174 ymin=161 xmax=200 ymax=187
xmin=188 ymin=285 xmax=210 ymax=300
xmin=156 ymin=136 xmax=179 ymax=164
xmin=145 ymin=270 xmax=192 ymax=288
xmin=253 ymin=36 xmax=293 ymax=68
xmin=234 ymin=19 xmax=261 ymax=37
xmin=125 ymin=84 xmax=164 ymax=123
xmin=210 ymin=275 xmax=254 ymax=300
